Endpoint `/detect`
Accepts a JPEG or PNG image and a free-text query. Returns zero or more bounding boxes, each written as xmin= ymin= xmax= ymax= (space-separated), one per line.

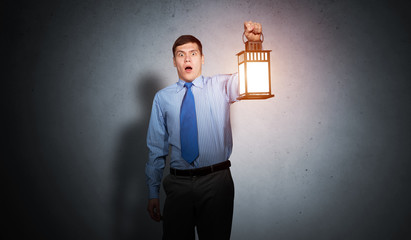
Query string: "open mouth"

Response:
xmin=185 ymin=66 xmax=193 ymax=72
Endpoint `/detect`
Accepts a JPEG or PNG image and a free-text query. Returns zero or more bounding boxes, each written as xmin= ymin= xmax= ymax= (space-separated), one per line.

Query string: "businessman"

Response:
xmin=146 ymin=21 xmax=263 ymax=239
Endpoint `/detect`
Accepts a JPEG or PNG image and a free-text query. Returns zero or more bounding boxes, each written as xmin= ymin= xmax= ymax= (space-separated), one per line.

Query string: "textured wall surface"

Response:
xmin=4 ymin=0 xmax=411 ymax=239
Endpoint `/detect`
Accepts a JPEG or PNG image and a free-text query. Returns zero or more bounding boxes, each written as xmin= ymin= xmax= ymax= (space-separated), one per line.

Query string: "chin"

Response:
xmin=181 ymin=75 xmax=195 ymax=82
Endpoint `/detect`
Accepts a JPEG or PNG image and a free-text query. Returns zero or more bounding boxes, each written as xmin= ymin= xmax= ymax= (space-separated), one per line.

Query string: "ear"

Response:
xmin=201 ymin=55 xmax=204 ymax=65
xmin=173 ymin=57 xmax=176 ymax=67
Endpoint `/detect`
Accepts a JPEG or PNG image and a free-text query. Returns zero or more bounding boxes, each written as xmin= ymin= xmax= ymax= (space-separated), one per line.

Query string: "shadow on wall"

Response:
xmin=111 ymin=73 xmax=164 ymax=240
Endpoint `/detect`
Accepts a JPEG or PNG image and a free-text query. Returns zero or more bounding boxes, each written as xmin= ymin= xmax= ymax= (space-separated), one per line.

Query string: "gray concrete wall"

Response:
xmin=4 ymin=0 xmax=411 ymax=239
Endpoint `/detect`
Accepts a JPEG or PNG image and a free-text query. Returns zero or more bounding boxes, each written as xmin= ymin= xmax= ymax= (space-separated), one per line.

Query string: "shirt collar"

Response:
xmin=176 ymin=75 xmax=204 ymax=93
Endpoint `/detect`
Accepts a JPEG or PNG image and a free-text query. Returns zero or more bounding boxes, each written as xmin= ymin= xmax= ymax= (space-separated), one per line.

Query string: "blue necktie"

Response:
xmin=180 ymin=82 xmax=199 ymax=164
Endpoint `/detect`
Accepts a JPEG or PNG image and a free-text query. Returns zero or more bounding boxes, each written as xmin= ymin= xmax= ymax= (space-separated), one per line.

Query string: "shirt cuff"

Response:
xmin=148 ymin=186 xmax=160 ymax=199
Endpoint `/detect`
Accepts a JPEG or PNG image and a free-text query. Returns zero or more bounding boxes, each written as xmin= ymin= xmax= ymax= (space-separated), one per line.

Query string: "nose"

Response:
xmin=185 ymin=55 xmax=191 ymax=62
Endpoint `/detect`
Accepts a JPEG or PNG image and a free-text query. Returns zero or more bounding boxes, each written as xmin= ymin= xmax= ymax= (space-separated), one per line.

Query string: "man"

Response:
xmin=146 ymin=21 xmax=263 ymax=239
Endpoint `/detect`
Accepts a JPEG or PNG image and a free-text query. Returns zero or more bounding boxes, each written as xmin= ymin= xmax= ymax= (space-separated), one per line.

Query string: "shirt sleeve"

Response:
xmin=145 ymin=93 xmax=169 ymax=199
xmin=224 ymin=73 xmax=239 ymax=103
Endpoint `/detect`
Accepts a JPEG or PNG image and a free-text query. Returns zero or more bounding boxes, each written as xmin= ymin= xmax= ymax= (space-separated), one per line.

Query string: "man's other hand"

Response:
xmin=147 ymin=198 xmax=162 ymax=222
xmin=244 ymin=21 xmax=262 ymax=42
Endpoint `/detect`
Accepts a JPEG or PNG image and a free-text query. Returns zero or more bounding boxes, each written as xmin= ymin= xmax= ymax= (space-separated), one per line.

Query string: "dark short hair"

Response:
xmin=172 ymin=35 xmax=203 ymax=57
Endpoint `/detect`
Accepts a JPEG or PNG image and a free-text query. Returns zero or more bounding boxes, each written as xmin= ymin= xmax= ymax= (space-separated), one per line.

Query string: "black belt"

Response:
xmin=170 ymin=160 xmax=231 ymax=177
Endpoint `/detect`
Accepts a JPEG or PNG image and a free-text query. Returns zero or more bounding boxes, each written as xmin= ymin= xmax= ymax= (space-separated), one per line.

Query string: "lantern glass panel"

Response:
xmin=247 ymin=62 xmax=270 ymax=93
xmin=239 ymin=63 xmax=246 ymax=94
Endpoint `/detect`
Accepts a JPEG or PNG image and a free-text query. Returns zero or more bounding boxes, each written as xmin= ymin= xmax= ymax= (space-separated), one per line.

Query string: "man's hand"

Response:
xmin=147 ymin=198 xmax=162 ymax=222
xmin=244 ymin=21 xmax=262 ymax=42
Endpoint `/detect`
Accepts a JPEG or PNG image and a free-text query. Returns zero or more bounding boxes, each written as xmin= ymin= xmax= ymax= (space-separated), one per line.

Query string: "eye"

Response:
xmin=191 ymin=51 xmax=197 ymax=56
xmin=178 ymin=52 xmax=184 ymax=57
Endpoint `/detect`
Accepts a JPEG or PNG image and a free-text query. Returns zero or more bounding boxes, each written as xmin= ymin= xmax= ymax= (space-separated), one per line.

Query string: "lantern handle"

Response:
xmin=242 ymin=31 xmax=264 ymax=43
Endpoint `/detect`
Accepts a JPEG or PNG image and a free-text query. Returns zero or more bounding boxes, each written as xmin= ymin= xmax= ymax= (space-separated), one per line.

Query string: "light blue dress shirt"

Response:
xmin=145 ymin=73 xmax=239 ymax=199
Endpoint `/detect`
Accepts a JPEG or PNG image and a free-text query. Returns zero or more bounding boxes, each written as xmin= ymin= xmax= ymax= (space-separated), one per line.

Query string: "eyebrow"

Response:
xmin=176 ymin=49 xmax=199 ymax=54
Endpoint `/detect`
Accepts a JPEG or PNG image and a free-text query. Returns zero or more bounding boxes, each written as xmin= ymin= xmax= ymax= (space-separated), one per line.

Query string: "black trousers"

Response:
xmin=162 ymin=168 xmax=235 ymax=240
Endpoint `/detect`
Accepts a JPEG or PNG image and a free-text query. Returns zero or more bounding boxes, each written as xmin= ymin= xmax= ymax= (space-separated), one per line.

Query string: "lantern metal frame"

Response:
xmin=236 ymin=32 xmax=275 ymax=100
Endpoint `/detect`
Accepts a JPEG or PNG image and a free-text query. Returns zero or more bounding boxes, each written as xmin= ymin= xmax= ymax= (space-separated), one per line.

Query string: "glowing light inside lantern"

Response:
xmin=239 ymin=63 xmax=245 ymax=94
xmin=246 ymin=62 xmax=269 ymax=93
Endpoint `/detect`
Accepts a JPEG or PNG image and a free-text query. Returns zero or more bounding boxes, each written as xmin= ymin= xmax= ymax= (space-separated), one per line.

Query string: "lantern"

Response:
xmin=237 ymin=33 xmax=274 ymax=100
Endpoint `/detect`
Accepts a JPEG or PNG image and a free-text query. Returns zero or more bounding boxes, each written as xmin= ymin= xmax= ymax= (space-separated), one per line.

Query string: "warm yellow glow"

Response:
xmin=247 ymin=62 xmax=270 ymax=93
xmin=239 ymin=63 xmax=245 ymax=94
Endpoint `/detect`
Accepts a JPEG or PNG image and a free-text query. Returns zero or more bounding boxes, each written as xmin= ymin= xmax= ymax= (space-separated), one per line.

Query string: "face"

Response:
xmin=173 ymin=42 xmax=204 ymax=82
